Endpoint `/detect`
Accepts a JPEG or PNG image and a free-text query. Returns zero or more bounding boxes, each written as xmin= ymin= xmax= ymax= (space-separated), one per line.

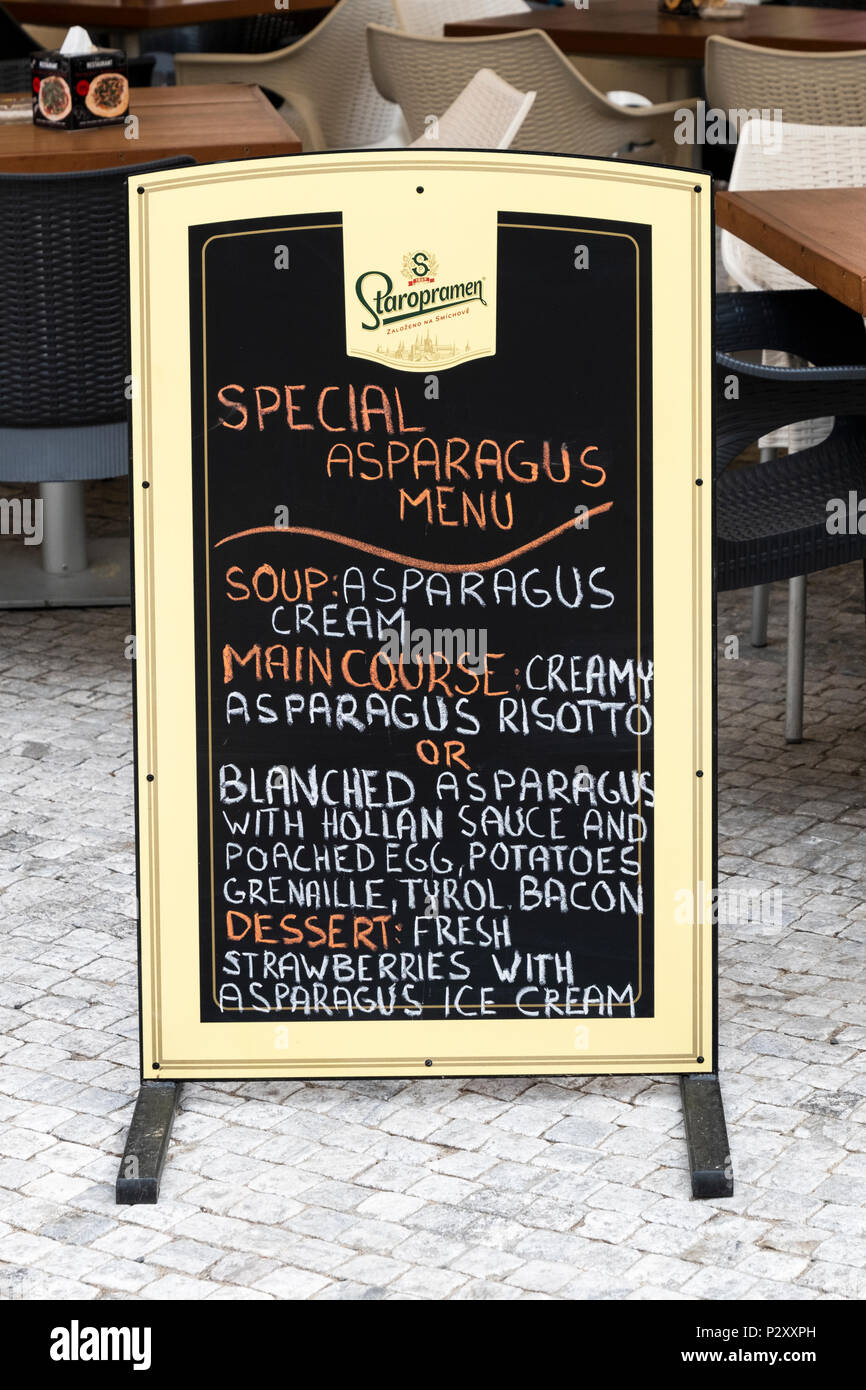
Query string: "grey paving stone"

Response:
xmin=452 ymin=1278 xmax=522 ymax=1299
xmin=1 ymin=504 xmax=865 ymax=1301
xmin=252 ymin=1267 xmax=332 ymax=1299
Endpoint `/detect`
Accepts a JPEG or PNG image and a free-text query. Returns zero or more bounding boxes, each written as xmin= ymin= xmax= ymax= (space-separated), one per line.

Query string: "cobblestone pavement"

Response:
xmin=0 ymin=485 xmax=865 ymax=1300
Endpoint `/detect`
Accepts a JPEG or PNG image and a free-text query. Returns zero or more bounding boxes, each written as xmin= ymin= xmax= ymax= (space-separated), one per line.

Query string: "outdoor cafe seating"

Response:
xmin=3 ymin=0 xmax=866 ymax=728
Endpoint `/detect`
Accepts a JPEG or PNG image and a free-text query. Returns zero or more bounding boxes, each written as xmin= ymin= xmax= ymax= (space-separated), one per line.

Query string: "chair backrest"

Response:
xmin=0 ymin=2 xmax=39 ymax=57
xmin=149 ymin=10 xmax=317 ymax=53
xmin=128 ymin=55 xmax=157 ymax=88
xmin=722 ymin=119 xmax=866 ymax=293
xmin=175 ymin=0 xmax=400 ymax=150
xmin=706 ymin=36 xmax=866 ymax=126
xmin=367 ymin=24 xmax=638 ymax=156
xmin=299 ymin=0 xmax=402 ymax=147
xmin=0 ymin=55 xmax=29 ymax=91
xmin=393 ymin=0 xmax=532 ymax=37
xmin=220 ymin=11 xmax=318 ymax=50
xmin=410 ymin=67 xmax=535 ymax=149
xmin=0 ymin=158 xmax=195 ymax=429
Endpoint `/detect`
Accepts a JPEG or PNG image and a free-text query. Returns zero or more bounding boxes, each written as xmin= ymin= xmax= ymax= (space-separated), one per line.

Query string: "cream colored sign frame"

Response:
xmin=130 ymin=151 xmax=713 ymax=1080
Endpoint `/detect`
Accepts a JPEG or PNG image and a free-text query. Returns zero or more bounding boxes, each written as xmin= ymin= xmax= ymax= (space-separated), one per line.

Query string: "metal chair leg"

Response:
xmin=750 ymin=448 xmax=777 ymax=649
xmin=750 ymin=584 xmax=770 ymax=647
xmin=785 ymin=575 xmax=807 ymax=744
xmin=0 ymin=478 xmax=129 ymax=607
xmin=39 ymin=480 xmax=88 ymax=576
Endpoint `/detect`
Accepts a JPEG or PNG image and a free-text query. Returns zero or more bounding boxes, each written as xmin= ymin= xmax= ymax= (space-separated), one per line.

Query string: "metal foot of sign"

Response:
xmin=115 ymin=1081 xmax=181 ymax=1205
xmin=119 ymin=1074 xmax=732 ymax=1205
xmin=680 ymin=1073 xmax=734 ymax=1199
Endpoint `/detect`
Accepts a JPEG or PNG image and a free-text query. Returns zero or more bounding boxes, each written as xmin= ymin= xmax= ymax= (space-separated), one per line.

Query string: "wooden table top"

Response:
xmin=716 ymin=187 xmax=866 ymax=315
xmin=445 ymin=4 xmax=866 ymax=61
xmin=7 ymin=0 xmax=333 ymax=30
xmin=0 ymin=83 xmax=301 ymax=172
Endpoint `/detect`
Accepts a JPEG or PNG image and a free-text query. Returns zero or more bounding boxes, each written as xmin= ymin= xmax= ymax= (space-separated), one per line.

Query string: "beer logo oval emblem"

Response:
xmin=401 ymin=250 xmax=439 ymax=284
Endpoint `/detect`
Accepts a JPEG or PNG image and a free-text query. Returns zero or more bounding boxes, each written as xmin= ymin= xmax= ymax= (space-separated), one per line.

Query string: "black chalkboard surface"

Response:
xmin=189 ymin=208 xmax=653 ymax=1026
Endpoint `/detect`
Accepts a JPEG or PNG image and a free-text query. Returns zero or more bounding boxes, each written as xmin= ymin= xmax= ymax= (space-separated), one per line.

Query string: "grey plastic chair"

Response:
xmin=174 ymin=0 xmax=403 ymax=152
xmin=409 ymin=67 xmax=536 ymax=149
xmin=706 ymin=36 xmax=866 ymax=126
xmin=367 ymin=23 xmax=697 ymax=163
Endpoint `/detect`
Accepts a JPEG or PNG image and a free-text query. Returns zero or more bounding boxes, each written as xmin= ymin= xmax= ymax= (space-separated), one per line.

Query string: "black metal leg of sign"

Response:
xmin=680 ymin=1073 xmax=734 ymax=1199
xmin=116 ymin=1081 xmax=181 ymax=1205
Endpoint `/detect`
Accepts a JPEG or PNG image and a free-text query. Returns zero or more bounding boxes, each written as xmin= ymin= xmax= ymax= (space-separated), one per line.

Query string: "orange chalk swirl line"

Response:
xmin=213 ymin=501 xmax=613 ymax=574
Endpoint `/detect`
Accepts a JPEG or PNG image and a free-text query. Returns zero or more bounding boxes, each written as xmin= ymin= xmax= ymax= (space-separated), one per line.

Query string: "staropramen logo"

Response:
xmin=355 ymin=248 xmax=487 ymax=333
xmin=343 ymin=209 xmax=497 ymax=372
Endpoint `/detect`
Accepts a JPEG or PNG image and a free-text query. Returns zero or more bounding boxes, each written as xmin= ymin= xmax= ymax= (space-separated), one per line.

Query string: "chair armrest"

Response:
xmin=596 ymin=94 xmax=699 ymax=121
xmin=173 ymin=47 xmax=296 ymax=71
xmin=715 ymin=352 xmax=866 ymax=474
xmin=717 ymin=290 xmax=866 ymax=367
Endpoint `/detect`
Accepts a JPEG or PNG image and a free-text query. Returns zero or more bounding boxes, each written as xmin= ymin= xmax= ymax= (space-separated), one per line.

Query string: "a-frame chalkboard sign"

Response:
xmin=118 ymin=151 xmax=730 ymax=1205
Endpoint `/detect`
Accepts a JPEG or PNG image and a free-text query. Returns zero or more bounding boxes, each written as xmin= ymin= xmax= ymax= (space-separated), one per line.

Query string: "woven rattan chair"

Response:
xmin=722 ymin=118 xmax=866 ymax=669
xmin=0 ymin=157 xmax=194 ymax=607
xmin=392 ymin=0 xmax=651 ymax=110
xmin=174 ymin=0 xmax=404 ymax=151
xmin=706 ymin=36 xmax=866 ymax=125
xmin=392 ymin=0 xmax=532 ymax=36
xmin=410 ymin=67 xmax=535 ymax=149
xmin=717 ymin=290 xmax=866 ymax=742
xmin=367 ymin=24 xmax=696 ymax=162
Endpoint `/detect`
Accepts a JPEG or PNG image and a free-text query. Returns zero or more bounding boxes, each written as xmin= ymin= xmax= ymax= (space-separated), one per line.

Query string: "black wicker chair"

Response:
xmin=0 ymin=55 xmax=29 ymax=90
xmin=716 ymin=289 xmax=866 ymax=741
xmin=0 ymin=3 xmax=38 ymax=58
xmin=140 ymin=9 xmax=323 ymax=55
xmin=138 ymin=8 xmax=324 ymax=103
xmin=127 ymin=55 xmax=160 ymax=89
xmin=0 ymin=156 xmax=194 ymax=607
